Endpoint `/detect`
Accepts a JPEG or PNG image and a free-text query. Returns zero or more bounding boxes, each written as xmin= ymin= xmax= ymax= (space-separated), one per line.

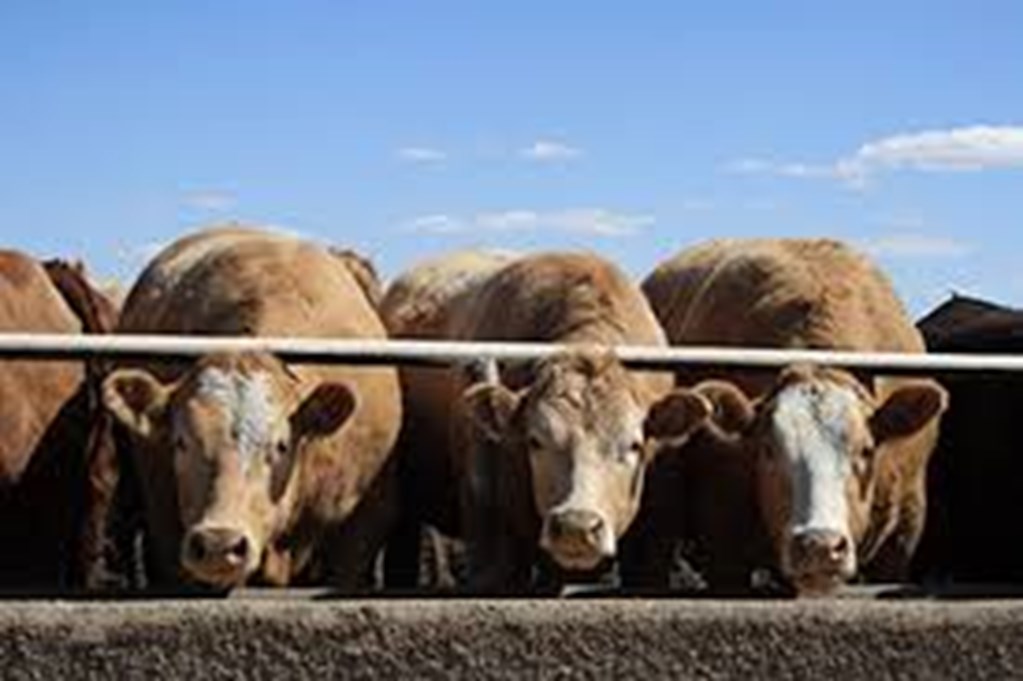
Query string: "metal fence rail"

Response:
xmin=0 ymin=332 xmax=1019 ymax=375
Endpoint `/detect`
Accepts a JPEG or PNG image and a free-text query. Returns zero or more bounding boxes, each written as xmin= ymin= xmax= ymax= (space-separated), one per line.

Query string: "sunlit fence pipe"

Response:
xmin=0 ymin=332 xmax=1019 ymax=376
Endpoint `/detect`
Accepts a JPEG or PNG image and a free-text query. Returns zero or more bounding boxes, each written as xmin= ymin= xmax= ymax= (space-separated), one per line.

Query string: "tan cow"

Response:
xmin=633 ymin=238 xmax=946 ymax=595
xmin=382 ymin=251 xmax=710 ymax=591
xmin=102 ymin=227 xmax=401 ymax=590
xmin=0 ymin=252 xmax=118 ymax=588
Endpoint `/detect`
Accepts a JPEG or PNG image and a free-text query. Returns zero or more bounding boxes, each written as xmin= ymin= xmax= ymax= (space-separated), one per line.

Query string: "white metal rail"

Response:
xmin=0 ymin=332 xmax=1018 ymax=375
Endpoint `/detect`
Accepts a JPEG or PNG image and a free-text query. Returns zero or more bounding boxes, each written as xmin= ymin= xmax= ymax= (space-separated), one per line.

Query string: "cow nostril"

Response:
xmin=186 ymin=533 xmax=207 ymax=563
xmin=228 ymin=535 xmax=249 ymax=562
xmin=549 ymin=514 xmax=572 ymax=539
xmin=549 ymin=510 xmax=604 ymax=542
xmin=831 ymin=535 xmax=850 ymax=559
xmin=792 ymin=530 xmax=851 ymax=568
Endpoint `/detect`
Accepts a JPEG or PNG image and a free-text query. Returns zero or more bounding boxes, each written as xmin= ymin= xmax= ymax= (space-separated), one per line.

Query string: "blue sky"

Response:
xmin=1 ymin=1 xmax=1021 ymax=314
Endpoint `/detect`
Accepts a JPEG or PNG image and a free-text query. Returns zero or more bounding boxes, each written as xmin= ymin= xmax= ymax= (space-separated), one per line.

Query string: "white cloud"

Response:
xmin=403 ymin=207 xmax=652 ymax=237
xmin=520 ymin=140 xmax=583 ymax=162
xmin=476 ymin=210 xmax=540 ymax=231
xmin=726 ymin=125 xmax=1023 ymax=188
xmin=183 ymin=191 xmax=236 ymax=212
xmin=403 ymin=214 xmax=464 ymax=233
xmin=727 ymin=157 xmax=867 ymax=188
xmin=856 ymin=126 xmax=1023 ymax=171
xmin=397 ymin=146 xmax=447 ymax=163
xmin=545 ymin=208 xmax=653 ymax=236
xmin=859 ymin=233 xmax=974 ymax=259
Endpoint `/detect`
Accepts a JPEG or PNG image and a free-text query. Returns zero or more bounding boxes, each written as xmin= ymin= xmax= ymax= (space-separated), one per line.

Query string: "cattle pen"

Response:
xmin=3 ymin=332 xmax=1023 ymax=679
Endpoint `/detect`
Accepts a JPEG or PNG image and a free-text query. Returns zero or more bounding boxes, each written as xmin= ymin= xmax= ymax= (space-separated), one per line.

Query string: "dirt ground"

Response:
xmin=2 ymin=592 xmax=1023 ymax=679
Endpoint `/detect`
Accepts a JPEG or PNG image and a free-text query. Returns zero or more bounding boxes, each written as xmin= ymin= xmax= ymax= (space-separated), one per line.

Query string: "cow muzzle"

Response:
xmin=181 ymin=525 xmax=258 ymax=587
xmin=540 ymin=508 xmax=615 ymax=571
xmin=785 ymin=528 xmax=856 ymax=595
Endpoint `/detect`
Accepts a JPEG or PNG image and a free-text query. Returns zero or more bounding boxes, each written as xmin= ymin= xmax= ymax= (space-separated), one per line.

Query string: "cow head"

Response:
xmin=463 ymin=353 xmax=712 ymax=572
xmin=740 ymin=365 xmax=946 ymax=594
xmin=102 ymin=353 xmax=355 ymax=588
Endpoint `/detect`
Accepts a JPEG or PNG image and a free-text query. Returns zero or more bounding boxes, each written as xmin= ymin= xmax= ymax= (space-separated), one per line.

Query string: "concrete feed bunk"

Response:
xmin=2 ymin=597 xmax=1023 ymax=678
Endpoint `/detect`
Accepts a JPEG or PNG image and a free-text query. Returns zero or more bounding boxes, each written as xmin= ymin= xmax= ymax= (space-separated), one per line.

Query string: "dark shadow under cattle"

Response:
xmin=913 ymin=294 xmax=1023 ymax=583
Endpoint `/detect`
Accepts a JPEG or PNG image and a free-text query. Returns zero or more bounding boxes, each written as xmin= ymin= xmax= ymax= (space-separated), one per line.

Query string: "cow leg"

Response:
xmin=864 ymin=489 xmax=927 ymax=583
xmin=864 ymin=529 xmax=919 ymax=582
xmin=460 ymin=433 xmax=537 ymax=593
xmin=382 ymin=503 xmax=422 ymax=589
xmin=619 ymin=524 xmax=676 ymax=591
xmin=465 ymin=528 xmax=533 ymax=593
xmin=461 ymin=467 xmax=534 ymax=592
xmin=322 ymin=463 xmax=401 ymax=592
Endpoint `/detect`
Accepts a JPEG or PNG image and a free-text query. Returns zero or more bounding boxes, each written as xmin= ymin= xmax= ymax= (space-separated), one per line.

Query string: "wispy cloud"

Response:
xmin=726 ymin=124 xmax=1023 ymax=188
xmin=396 ymin=146 xmax=447 ymax=163
xmin=404 ymin=214 xmax=464 ymax=233
xmin=859 ymin=233 xmax=974 ymax=259
xmin=183 ymin=191 xmax=236 ymax=212
xmin=519 ymin=139 xmax=583 ymax=162
xmin=544 ymin=208 xmax=653 ymax=236
xmin=726 ymin=157 xmax=866 ymax=187
xmin=403 ymin=207 xmax=652 ymax=237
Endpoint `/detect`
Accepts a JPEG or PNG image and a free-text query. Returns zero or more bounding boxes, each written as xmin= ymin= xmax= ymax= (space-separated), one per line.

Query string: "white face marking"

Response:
xmin=534 ymin=402 xmax=645 ymax=564
xmin=194 ymin=367 xmax=276 ymax=473
xmin=772 ymin=382 xmax=859 ymax=539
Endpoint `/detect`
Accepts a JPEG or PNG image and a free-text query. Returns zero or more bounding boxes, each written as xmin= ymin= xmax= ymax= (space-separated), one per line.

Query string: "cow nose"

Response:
xmin=185 ymin=527 xmax=251 ymax=567
xmin=548 ymin=509 xmax=605 ymax=545
xmin=791 ymin=529 xmax=850 ymax=569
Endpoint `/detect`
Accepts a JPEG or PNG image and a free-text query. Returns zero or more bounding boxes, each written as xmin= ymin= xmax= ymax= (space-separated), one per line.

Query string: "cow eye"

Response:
xmin=275 ymin=439 xmax=289 ymax=457
xmin=616 ymin=440 xmax=643 ymax=466
xmin=526 ymin=434 xmax=543 ymax=451
xmin=173 ymin=435 xmax=186 ymax=452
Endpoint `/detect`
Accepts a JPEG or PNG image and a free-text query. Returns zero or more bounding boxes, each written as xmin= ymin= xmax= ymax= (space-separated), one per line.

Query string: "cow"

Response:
xmin=912 ymin=294 xmax=1023 ymax=583
xmin=381 ymin=251 xmax=711 ymax=592
xmin=100 ymin=227 xmax=402 ymax=590
xmin=0 ymin=251 xmax=118 ymax=589
xmin=625 ymin=238 xmax=947 ymax=595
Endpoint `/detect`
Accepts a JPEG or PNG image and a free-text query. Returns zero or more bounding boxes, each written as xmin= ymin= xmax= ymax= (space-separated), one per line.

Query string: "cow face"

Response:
xmin=749 ymin=366 xmax=946 ymax=594
xmin=465 ymin=354 xmax=711 ymax=572
xmin=102 ymin=354 xmax=355 ymax=588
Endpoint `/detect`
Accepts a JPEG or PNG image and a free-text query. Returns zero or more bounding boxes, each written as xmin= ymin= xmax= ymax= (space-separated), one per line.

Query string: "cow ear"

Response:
xmin=462 ymin=383 xmax=519 ymax=443
xmin=102 ymin=369 xmax=171 ymax=438
xmin=870 ymin=380 xmax=948 ymax=443
xmin=292 ymin=382 xmax=357 ymax=438
xmin=644 ymin=389 xmax=713 ymax=445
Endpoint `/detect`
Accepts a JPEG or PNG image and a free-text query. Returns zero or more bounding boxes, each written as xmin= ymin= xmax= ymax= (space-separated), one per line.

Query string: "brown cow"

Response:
xmin=101 ymin=227 xmax=401 ymax=590
xmin=0 ymin=251 xmax=118 ymax=588
xmin=382 ymin=251 xmax=710 ymax=591
xmin=629 ymin=238 xmax=946 ymax=595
